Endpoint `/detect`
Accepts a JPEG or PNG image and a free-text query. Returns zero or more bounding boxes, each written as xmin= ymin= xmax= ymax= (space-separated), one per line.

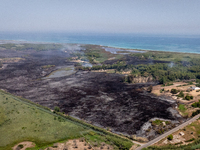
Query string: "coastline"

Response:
xmin=1 ymin=39 xmax=200 ymax=55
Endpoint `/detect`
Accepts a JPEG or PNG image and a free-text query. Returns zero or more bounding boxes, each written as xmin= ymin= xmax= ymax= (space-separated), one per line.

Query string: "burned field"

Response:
xmin=0 ymin=43 xmax=183 ymax=139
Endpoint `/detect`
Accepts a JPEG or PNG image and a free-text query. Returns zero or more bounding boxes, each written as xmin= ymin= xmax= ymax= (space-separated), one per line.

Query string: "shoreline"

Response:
xmin=1 ymin=39 xmax=200 ymax=55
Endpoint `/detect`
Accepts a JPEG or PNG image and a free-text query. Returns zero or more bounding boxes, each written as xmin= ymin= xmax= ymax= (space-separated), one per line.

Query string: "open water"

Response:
xmin=0 ymin=32 xmax=200 ymax=53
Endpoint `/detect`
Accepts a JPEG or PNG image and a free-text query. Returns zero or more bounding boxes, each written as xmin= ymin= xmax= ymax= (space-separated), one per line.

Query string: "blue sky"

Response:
xmin=1 ymin=0 xmax=200 ymax=34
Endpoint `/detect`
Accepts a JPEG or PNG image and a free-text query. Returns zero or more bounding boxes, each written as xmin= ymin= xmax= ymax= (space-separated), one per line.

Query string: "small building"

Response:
xmin=190 ymin=86 xmax=200 ymax=90
xmin=179 ymin=132 xmax=184 ymax=136
xmin=162 ymin=122 xmax=166 ymax=126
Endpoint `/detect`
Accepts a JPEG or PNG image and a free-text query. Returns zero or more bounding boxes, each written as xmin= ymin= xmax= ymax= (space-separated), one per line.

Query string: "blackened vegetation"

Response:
xmin=0 ymin=49 xmax=71 ymax=81
xmin=0 ymin=44 xmax=182 ymax=139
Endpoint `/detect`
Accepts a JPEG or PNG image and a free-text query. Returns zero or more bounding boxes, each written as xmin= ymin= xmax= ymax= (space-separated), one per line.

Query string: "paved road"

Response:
xmin=136 ymin=114 xmax=200 ymax=150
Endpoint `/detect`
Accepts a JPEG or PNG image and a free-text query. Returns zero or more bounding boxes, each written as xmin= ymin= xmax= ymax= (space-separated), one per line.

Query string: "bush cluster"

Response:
xmin=192 ymin=109 xmax=200 ymax=116
xmin=167 ymin=134 xmax=173 ymax=140
xmin=185 ymin=95 xmax=193 ymax=100
xmin=171 ymin=89 xmax=179 ymax=94
xmin=177 ymin=91 xmax=184 ymax=97
xmin=192 ymin=100 xmax=200 ymax=108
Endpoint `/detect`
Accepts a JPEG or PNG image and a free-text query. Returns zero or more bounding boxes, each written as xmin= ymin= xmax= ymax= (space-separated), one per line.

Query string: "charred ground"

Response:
xmin=0 ymin=43 xmax=183 ymax=139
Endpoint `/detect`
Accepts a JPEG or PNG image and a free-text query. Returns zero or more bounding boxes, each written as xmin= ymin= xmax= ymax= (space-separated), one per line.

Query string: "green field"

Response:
xmin=178 ymin=104 xmax=188 ymax=117
xmin=0 ymin=91 xmax=133 ymax=150
xmin=178 ymin=104 xmax=186 ymax=111
xmin=0 ymin=91 xmax=88 ymax=150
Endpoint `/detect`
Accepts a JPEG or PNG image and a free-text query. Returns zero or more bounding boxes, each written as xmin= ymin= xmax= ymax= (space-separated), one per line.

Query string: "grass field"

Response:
xmin=0 ymin=91 xmax=88 ymax=150
xmin=178 ymin=104 xmax=186 ymax=111
xmin=178 ymin=104 xmax=189 ymax=117
xmin=0 ymin=91 xmax=133 ymax=150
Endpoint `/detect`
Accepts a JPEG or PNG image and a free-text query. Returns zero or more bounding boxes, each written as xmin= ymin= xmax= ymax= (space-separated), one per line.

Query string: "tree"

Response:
xmin=159 ymin=77 xmax=167 ymax=84
xmin=54 ymin=106 xmax=60 ymax=112
xmin=167 ymin=134 xmax=173 ymax=140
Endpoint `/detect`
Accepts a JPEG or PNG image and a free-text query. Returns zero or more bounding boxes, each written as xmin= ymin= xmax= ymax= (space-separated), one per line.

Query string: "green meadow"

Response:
xmin=0 ymin=91 xmax=88 ymax=150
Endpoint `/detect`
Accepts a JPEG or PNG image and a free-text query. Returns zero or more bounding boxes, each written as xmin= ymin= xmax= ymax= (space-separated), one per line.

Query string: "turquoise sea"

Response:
xmin=0 ymin=32 xmax=200 ymax=53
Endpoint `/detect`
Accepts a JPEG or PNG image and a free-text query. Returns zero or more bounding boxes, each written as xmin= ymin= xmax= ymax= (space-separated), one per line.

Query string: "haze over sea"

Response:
xmin=0 ymin=32 xmax=200 ymax=54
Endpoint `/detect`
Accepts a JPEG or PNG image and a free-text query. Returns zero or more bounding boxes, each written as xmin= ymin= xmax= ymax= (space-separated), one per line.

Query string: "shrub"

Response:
xmin=166 ymin=83 xmax=174 ymax=86
xmin=160 ymin=88 xmax=165 ymax=93
xmin=157 ymin=129 xmax=164 ymax=134
xmin=192 ymin=109 xmax=200 ymax=116
xmin=152 ymin=119 xmax=162 ymax=126
xmin=106 ymin=135 xmax=132 ymax=150
xmin=185 ymin=138 xmax=195 ymax=142
xmin=185 ymin=95 xmax=191 ymax=100
xmin=147 ymin=85 xmax=153 ymax=92
xmin=177 ymin=91 xmax=184 ymax=98
xmin=54 ymin=106 xmax=60 ymax=112
xmin=192 ymin=100 xmax=200 ymax=108
xmin=167 ymin=134 xmax=173 ymax=140
xmin=188 ymin=82 xmax=193 ymax=85
xmin=18 ymin=144 xmax=24 ymax=149
xmin=171 ymin=89 xmax=178 ymax=94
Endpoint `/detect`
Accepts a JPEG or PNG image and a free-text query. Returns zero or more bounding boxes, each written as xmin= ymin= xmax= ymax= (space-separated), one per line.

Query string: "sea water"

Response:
xmin=0 ymin=32 xmax=200 ymax=53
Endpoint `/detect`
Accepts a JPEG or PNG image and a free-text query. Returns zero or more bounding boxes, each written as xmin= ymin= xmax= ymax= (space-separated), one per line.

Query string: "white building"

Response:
xmin=190 ymin=86 xmax=200 ymax=90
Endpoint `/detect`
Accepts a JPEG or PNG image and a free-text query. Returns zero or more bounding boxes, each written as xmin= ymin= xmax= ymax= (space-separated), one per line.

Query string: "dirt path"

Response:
xmin=12 ymin=141 xmax=35 ymax=150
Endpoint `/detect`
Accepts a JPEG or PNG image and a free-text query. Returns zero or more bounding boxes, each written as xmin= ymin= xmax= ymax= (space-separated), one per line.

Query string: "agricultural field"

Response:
xmin=0 ymin=90 xmax=87 ymax=150
xmin=0 ymin=90 xmax=133 ymax=150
